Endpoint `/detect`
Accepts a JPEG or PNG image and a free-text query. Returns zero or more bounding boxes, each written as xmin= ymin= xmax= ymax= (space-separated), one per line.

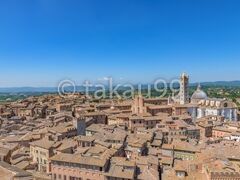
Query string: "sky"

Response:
xmin=0 ymin=0 xmax=240 ymax=87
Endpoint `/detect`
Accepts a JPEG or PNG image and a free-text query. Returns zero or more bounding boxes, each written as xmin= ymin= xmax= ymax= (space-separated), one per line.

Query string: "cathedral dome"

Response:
xmin=191 ymin=84 xmax=208 ymax=100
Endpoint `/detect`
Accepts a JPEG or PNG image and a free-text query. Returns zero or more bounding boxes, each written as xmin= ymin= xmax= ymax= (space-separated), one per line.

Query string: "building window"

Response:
xmin=58 ymin=174 xmax=62 ymax=179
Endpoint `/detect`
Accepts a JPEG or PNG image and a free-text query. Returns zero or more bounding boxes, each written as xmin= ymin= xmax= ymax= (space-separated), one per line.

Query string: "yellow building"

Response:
xmin=30 ymin=138 xmax=60 ymax=174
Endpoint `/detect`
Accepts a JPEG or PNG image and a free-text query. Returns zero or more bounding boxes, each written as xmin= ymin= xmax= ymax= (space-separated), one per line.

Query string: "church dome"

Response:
xmin=191 ymin=84 xmax=208 ymax=100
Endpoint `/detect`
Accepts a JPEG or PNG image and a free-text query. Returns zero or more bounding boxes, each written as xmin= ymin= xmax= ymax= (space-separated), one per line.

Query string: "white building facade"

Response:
xmin=170 ymin=74 xmax=238 ymax=121
xmin=190 ymin=85 xmax=238 ymax=121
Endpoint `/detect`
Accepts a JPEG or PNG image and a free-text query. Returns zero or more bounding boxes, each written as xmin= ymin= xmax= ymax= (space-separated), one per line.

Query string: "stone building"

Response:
xmin=30 ymin=138 xmax=61 ymax=174
xmin=190 ymin=85 xmax=238 ymax=121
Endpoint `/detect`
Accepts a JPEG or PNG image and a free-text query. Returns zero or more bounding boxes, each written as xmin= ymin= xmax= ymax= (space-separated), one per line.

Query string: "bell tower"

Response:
xmin=132 ymin=94 xmax=145 ymax=114
xmin=179 ymin=73 xmax=189 ymax=105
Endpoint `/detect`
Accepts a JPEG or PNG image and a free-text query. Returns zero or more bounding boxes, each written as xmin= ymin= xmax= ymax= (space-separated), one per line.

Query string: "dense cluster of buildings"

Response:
xmin=0 ymin=73 xmax=239 ymax=180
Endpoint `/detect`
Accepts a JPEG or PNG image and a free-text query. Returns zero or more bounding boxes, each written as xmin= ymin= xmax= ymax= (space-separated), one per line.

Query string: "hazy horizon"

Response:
xmin=0 ymin=79 xmax=240 ymax=89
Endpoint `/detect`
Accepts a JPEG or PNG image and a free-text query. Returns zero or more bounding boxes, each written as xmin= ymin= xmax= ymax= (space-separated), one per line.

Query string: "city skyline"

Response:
xmin=1 ymin=1 xmax=240 ymax=179
xmin=1 ymin=0 xmax=240 ymax=87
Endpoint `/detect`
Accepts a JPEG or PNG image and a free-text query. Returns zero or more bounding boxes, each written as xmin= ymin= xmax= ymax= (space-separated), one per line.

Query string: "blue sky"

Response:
xmin=0 ymin=0 xmax=240 ymax=87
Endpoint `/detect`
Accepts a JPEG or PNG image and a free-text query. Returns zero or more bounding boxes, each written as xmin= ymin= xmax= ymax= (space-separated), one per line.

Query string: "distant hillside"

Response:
xmin=190 ymin=81 xmax=240 ymax=87
xmin=0 ymin=86 xmax=94 ymax=93
xmin=0 ymin=87 xmax=58 ymax=93
xmin=0 ymin=81 xmax=240 ymax=93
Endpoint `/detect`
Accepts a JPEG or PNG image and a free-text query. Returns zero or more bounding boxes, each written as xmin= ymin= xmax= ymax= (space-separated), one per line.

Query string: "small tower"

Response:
xmin=179 ymin=73 xmax=189 ymax=105
xmin=132 ymin=94 xmax=145 ymax=114
xmin=73 ymin=116 xmax=86 ymax=135
xmin=197 ymin=83 xmax=201 ymax=91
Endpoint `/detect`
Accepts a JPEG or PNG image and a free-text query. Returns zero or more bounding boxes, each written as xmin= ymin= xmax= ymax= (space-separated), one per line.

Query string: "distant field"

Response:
xmin=0 ymin=86 xmax=239 ymax=107
xmin=0 ymin=92 xmax=51 ymax=103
